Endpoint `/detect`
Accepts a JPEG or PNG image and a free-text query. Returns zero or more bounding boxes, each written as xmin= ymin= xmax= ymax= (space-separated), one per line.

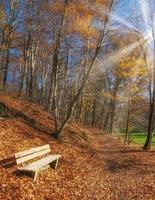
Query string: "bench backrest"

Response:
xmin=15 ymin=144 xmax=51 ymax=164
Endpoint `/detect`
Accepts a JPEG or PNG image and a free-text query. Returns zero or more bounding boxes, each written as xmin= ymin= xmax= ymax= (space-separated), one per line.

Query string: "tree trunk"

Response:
xmin=143 ymin=104 xmax=154 ymax=150
xmin=143 ymin=12 xmax=155 ymax=150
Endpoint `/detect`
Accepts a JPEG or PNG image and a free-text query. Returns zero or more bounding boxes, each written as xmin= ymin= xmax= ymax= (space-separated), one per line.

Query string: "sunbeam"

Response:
xmin=103 ymin=41 xmax=141 ymax=67
xmin=139 ymin=0 xmax=151 ymax=33
xmin=110 ymin=13 xmax=140 ymax=32
xmin=94 ymin=41 xmax=139 ymax=74
xmin=94 ymin=32 xmax=152 ymax=73
xmin=87 ymin=1 xmax=140 ymax=32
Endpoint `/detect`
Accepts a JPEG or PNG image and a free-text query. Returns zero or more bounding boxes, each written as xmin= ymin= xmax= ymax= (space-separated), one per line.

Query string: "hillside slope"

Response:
xmin=1 ymin=95 xmax=155 ymax=200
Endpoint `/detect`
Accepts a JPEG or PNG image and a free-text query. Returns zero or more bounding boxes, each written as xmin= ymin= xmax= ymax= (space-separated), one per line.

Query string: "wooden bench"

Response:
xmin=15 ymin=144 xmax=61 ymax=182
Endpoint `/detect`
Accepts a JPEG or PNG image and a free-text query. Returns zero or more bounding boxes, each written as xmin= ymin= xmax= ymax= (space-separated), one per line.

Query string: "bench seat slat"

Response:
xmin=18 ymin=155 xmax=61 ymax=171
xmin=15 ymin=144 xmax=50 ymax=158
xmin=16 ymin=148 xmax=51 ymax=164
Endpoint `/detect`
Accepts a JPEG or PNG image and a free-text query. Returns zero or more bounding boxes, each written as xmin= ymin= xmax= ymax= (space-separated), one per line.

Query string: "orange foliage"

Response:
xmin=68 ymin=2 xmax=98 ymax=38
xmin=51 ymin=1 xmax=64 ymax=14
xmin=117 ymin=57 xmax=146 ymax=79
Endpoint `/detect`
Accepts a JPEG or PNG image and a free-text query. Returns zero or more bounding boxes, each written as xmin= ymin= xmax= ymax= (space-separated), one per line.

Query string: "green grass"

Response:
xmin=132 ymin=133 xmax=155 ymax=146
xmin=119 ymin=132 xmax=155 ymax=146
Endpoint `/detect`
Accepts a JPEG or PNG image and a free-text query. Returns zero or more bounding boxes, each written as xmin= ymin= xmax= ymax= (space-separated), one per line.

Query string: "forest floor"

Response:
xmin=1 ymin=95 xmax=155 ymax=200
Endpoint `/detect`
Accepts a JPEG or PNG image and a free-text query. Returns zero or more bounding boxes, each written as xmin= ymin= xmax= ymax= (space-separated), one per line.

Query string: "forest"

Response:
xmin=1 ymin=0 xmax=155 ymax=199
xmin=1 ymin=0 xmax=155 ymax=149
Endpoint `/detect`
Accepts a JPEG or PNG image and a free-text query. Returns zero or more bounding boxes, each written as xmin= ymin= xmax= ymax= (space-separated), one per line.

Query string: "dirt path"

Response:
xmin=86 ymin=131 xmax=155 ymax=199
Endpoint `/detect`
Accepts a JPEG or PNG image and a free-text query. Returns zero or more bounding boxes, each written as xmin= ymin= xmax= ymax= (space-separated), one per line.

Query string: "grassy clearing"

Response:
xmin=118 ymin=132 xmax=155 ymax=146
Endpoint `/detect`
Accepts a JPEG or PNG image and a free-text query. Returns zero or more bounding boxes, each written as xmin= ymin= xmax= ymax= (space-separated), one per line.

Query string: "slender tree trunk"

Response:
xmin=91 ymin=99 xmax=96 ymax=127
xmin=2 ymin=46 xmax=10 ymax=90
xmin=143 ymin=12 xmax=155 ymax=150
xmin=124 ymin=98 xmax=131 ymax=144
xmin=103 ymin=109 xmax=110 ymax=132
xmin=143 ymin=103 xmax=154 ymax=150
xmin=49 ymin=0 xmax=69 ymax=134
xmin=108 ymin=78 xmax=120 ymax=132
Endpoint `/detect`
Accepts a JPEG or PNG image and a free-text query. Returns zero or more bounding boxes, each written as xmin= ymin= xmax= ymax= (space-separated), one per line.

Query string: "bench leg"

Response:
xmin=54 ymin=159 xmax=59 ymax=169
xmin=33 ymin=170 xmax=39 ymax=183
xmin=50 ymin=159 xmax=59 ymax=169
